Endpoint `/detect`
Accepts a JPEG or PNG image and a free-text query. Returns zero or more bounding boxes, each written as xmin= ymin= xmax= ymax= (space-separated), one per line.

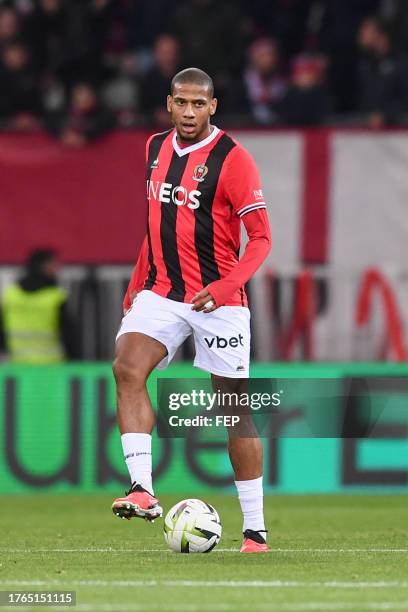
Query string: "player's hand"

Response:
xmin=191 ymin=288 xmax=217 ymax=313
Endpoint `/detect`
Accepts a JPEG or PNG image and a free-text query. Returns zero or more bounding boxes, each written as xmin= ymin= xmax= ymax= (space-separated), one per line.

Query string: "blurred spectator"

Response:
xmin=244 ymin=38 xmax=287 ymax=125
xmin=139 ymin=34 xmax=180 ymax=128
xmin=239 ymin=0 xmax=313 ymax=58
xmin=278 ymin=54 xmax=330 ymax=126
xmin=357 ymin=17 xmax=408 ymax=127
xmin=122 ymin=0 xmax=173 ymax=51
xmin=85 ymin=0 xmax=115 ymax=60
xmin=25 ymin=0 xmax=67 ymax=76
xmin=0 ymin=249 xmax=77 ymax=363
xmin=260 ymin=0 xmax=312 ymax=58
xmin=0 ymin=5 xmax=20 ymax=48
xmin=66 ymin=0 xmax=116 ymax=83
xmin=170 ymin=0 xmax=247 ymax=78
xmin=317 ymin=0 xmax=381 ymax=113
xmin=0 ymin=0 xmax=407 ymax=128
xmin=46 ymin=81 xmax=115 ymax=147
xmin=25 ymin=0 xmax=114 ymax=89
xmin=102 ymin=58 xmax=139 ymax=126
xmin=0 ymin=39 xmax=42 ymax=129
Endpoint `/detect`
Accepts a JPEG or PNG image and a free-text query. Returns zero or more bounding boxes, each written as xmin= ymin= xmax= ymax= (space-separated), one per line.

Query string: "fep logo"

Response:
xmin=204 ymin=334 xmax=244 ymax=349
xmin=147 ymin=180 xmax=201 ymax=210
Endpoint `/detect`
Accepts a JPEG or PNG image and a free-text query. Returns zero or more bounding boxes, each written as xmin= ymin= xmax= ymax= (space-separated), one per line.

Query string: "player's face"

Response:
xmin=167 ymin=83 xmax=217 ymax=143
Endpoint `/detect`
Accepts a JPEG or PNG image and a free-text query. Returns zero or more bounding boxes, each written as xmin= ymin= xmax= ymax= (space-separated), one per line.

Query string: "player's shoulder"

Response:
xmin=146 ymin=129 xmax=173 ymax=149
xmin=219 ymin=131 xmax=257 ymax=169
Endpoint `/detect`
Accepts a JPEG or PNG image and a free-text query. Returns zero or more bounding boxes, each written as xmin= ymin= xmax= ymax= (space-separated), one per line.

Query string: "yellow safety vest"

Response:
xmin=2 ymin=284 xmax=68 ymax=364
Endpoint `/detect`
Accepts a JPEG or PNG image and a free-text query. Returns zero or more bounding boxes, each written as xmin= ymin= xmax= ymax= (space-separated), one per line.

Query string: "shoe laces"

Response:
xmin=125 ymin=482 xmax=146 ymax=496
xmin=243 ymin=529 xmax=268 ymax=544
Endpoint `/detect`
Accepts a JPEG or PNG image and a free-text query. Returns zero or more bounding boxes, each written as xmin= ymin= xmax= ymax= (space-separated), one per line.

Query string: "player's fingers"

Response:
xmin=191 ymin=298 xmax=207 ymax=311
xmin=191 ymin=288 xmax=209 ymax=303
xmin=193 ymin=296 xmax=217 ymax=313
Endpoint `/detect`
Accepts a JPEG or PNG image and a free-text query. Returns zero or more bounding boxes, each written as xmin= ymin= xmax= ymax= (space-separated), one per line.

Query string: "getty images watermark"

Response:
xmin=156 ymin=377 xmax=408 ymax=439
xmin=166 ymin=389 xmax=282 ymax=429
xmin=168 ymin=388 xmax=282 ymax=411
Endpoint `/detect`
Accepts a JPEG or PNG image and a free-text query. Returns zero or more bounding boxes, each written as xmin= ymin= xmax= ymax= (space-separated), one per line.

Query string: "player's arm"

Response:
xmin=123 ymin=133 xmax=157 ymax=313
xmin=123 ymin=236 xmax=149 ymax=313
xmin=192 ymin=209 xmax=271 ymax=311
xmin=192 ymin=146 xmax=271 ymax=312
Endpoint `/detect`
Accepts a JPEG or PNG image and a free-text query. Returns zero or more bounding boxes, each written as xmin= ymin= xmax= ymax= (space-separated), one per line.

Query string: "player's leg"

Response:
xmin=112 ymin=331 xmax=167 ymax=520
xmin=111 ymin=290 xmax=191 ymax=521
xmin=211 ymin=374 xmax=268 ymax=553
xmin=190 ymin=305 xmax=268 ymax=551
xmin=114 ymin=331 xmax=167 ymax=435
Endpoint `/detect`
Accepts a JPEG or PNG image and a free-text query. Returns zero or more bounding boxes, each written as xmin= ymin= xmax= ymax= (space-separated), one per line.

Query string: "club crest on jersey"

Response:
xmin=151 ymin=158 xmax=159 ymax=169
xmin=192 ymin=164 xmax=208 ymax=182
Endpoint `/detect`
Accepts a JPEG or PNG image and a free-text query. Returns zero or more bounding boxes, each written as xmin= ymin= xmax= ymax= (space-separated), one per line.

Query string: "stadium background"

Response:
xmin=1 ymin=1 xmax=407 ymax=496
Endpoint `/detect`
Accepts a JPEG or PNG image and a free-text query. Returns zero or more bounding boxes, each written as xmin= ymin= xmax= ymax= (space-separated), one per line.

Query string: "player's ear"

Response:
xmin=166 ymin=95 xmax=172 ymax=113
xmin=210 ymin=98 xmax=217 ymax=116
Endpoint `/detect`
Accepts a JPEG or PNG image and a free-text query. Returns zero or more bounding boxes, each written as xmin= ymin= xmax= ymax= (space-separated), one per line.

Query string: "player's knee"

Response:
xmin=112 ymin=357 xmax=147 ymax=389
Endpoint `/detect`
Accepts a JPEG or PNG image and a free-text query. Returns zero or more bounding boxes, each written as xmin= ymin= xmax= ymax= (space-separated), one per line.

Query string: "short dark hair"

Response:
xmin=171 ymin=67 xmax=214 ymax=97
xmin=26 ymin=248 xmax=57 ymax=274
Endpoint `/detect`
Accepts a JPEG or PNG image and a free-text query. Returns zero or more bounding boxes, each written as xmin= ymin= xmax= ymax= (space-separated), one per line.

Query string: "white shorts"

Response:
xmin=116 ymin=289 xmax=250 ymax=378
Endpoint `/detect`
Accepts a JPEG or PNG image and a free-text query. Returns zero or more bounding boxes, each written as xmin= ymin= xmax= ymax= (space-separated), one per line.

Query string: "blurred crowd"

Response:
xmin=1 ymin=0 xmax=408 ymax=145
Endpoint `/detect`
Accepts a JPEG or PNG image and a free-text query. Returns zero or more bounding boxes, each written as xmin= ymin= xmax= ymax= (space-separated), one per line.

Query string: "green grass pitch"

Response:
xmin=1 ymin=494 xmax=408 ymax=611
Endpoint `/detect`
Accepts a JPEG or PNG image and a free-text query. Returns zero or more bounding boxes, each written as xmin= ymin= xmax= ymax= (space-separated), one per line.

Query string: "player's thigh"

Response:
xmin=114 ymin=332 xmax=168 ymax=381
xmin=115 ymin=290 xmax=191 ymax=377
xmin=190 ymin=306 xmax=251 ymax=378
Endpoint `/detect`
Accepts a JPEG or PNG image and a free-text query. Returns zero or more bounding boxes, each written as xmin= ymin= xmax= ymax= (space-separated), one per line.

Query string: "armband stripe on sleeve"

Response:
xmin=237 ymin=202 xmax=267 ymax=218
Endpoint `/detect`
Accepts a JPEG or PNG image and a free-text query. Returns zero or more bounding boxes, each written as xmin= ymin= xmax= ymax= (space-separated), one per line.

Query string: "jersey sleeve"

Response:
xmin=123 ymin=237 xmax=149 ymax=312
xmin=207 ymin=208 xmax=271 ymax=307
xmin=221 ymin=145 xmax=267 ymax=218
xmin=145 ymin=133 xmax=155 ymax=162
xmin=122 ymin=133 xmax=156 ymax=312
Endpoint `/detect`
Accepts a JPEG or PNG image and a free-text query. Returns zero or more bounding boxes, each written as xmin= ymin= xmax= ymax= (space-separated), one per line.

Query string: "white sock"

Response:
xmin=235 ymin=476 xmax=266 ymax=538
xmin=121 ymin=433 xmax=153 ymax=494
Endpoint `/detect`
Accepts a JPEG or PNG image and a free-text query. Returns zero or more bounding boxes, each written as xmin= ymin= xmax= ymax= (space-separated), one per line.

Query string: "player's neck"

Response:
xmin=176 ymin=125 xmax=213 ymax=146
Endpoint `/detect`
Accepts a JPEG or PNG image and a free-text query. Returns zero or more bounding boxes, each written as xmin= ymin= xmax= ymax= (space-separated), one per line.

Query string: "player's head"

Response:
xmin=167 ymin=67 xmax=217 ymax=143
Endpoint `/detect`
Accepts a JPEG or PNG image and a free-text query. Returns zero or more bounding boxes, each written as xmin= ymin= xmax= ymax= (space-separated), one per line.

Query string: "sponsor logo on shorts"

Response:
xmin=204 ymin=334 xmax=244 ymax=349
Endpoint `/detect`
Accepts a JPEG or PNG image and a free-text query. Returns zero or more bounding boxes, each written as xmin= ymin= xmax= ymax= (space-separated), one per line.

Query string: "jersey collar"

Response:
xmin=172 ymin=126 xmax=220 ymax=157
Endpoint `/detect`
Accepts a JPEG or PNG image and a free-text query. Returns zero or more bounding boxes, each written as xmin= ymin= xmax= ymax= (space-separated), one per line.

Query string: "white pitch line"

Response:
xmin=256 ymin=549 xmax=408 ymax=554
xmin=168 ymin=581 xmax=408 ymax=589
xmin=2 ymin=603 xmax=408 ymax=612
xmin=2 ymin=548 xmax=408 ymax=554
xmin=0 ymin=549 xmax=167 ymax=554
xmin=1 ymin=579 xmax=408 ymax=589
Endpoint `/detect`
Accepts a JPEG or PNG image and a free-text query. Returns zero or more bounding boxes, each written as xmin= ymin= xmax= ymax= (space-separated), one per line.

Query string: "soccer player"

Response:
xmin=112 ymin=68 xmax=271 ymax=553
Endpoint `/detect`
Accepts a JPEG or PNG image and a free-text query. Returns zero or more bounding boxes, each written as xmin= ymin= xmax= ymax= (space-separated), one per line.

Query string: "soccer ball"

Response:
xmin=163 ymin=498 xmax=222 ymax=553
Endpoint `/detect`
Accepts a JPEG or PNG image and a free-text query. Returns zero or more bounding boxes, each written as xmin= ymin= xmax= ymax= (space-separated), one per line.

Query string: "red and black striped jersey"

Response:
xmin=125 ymin=126 xmax=271 ymax=309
